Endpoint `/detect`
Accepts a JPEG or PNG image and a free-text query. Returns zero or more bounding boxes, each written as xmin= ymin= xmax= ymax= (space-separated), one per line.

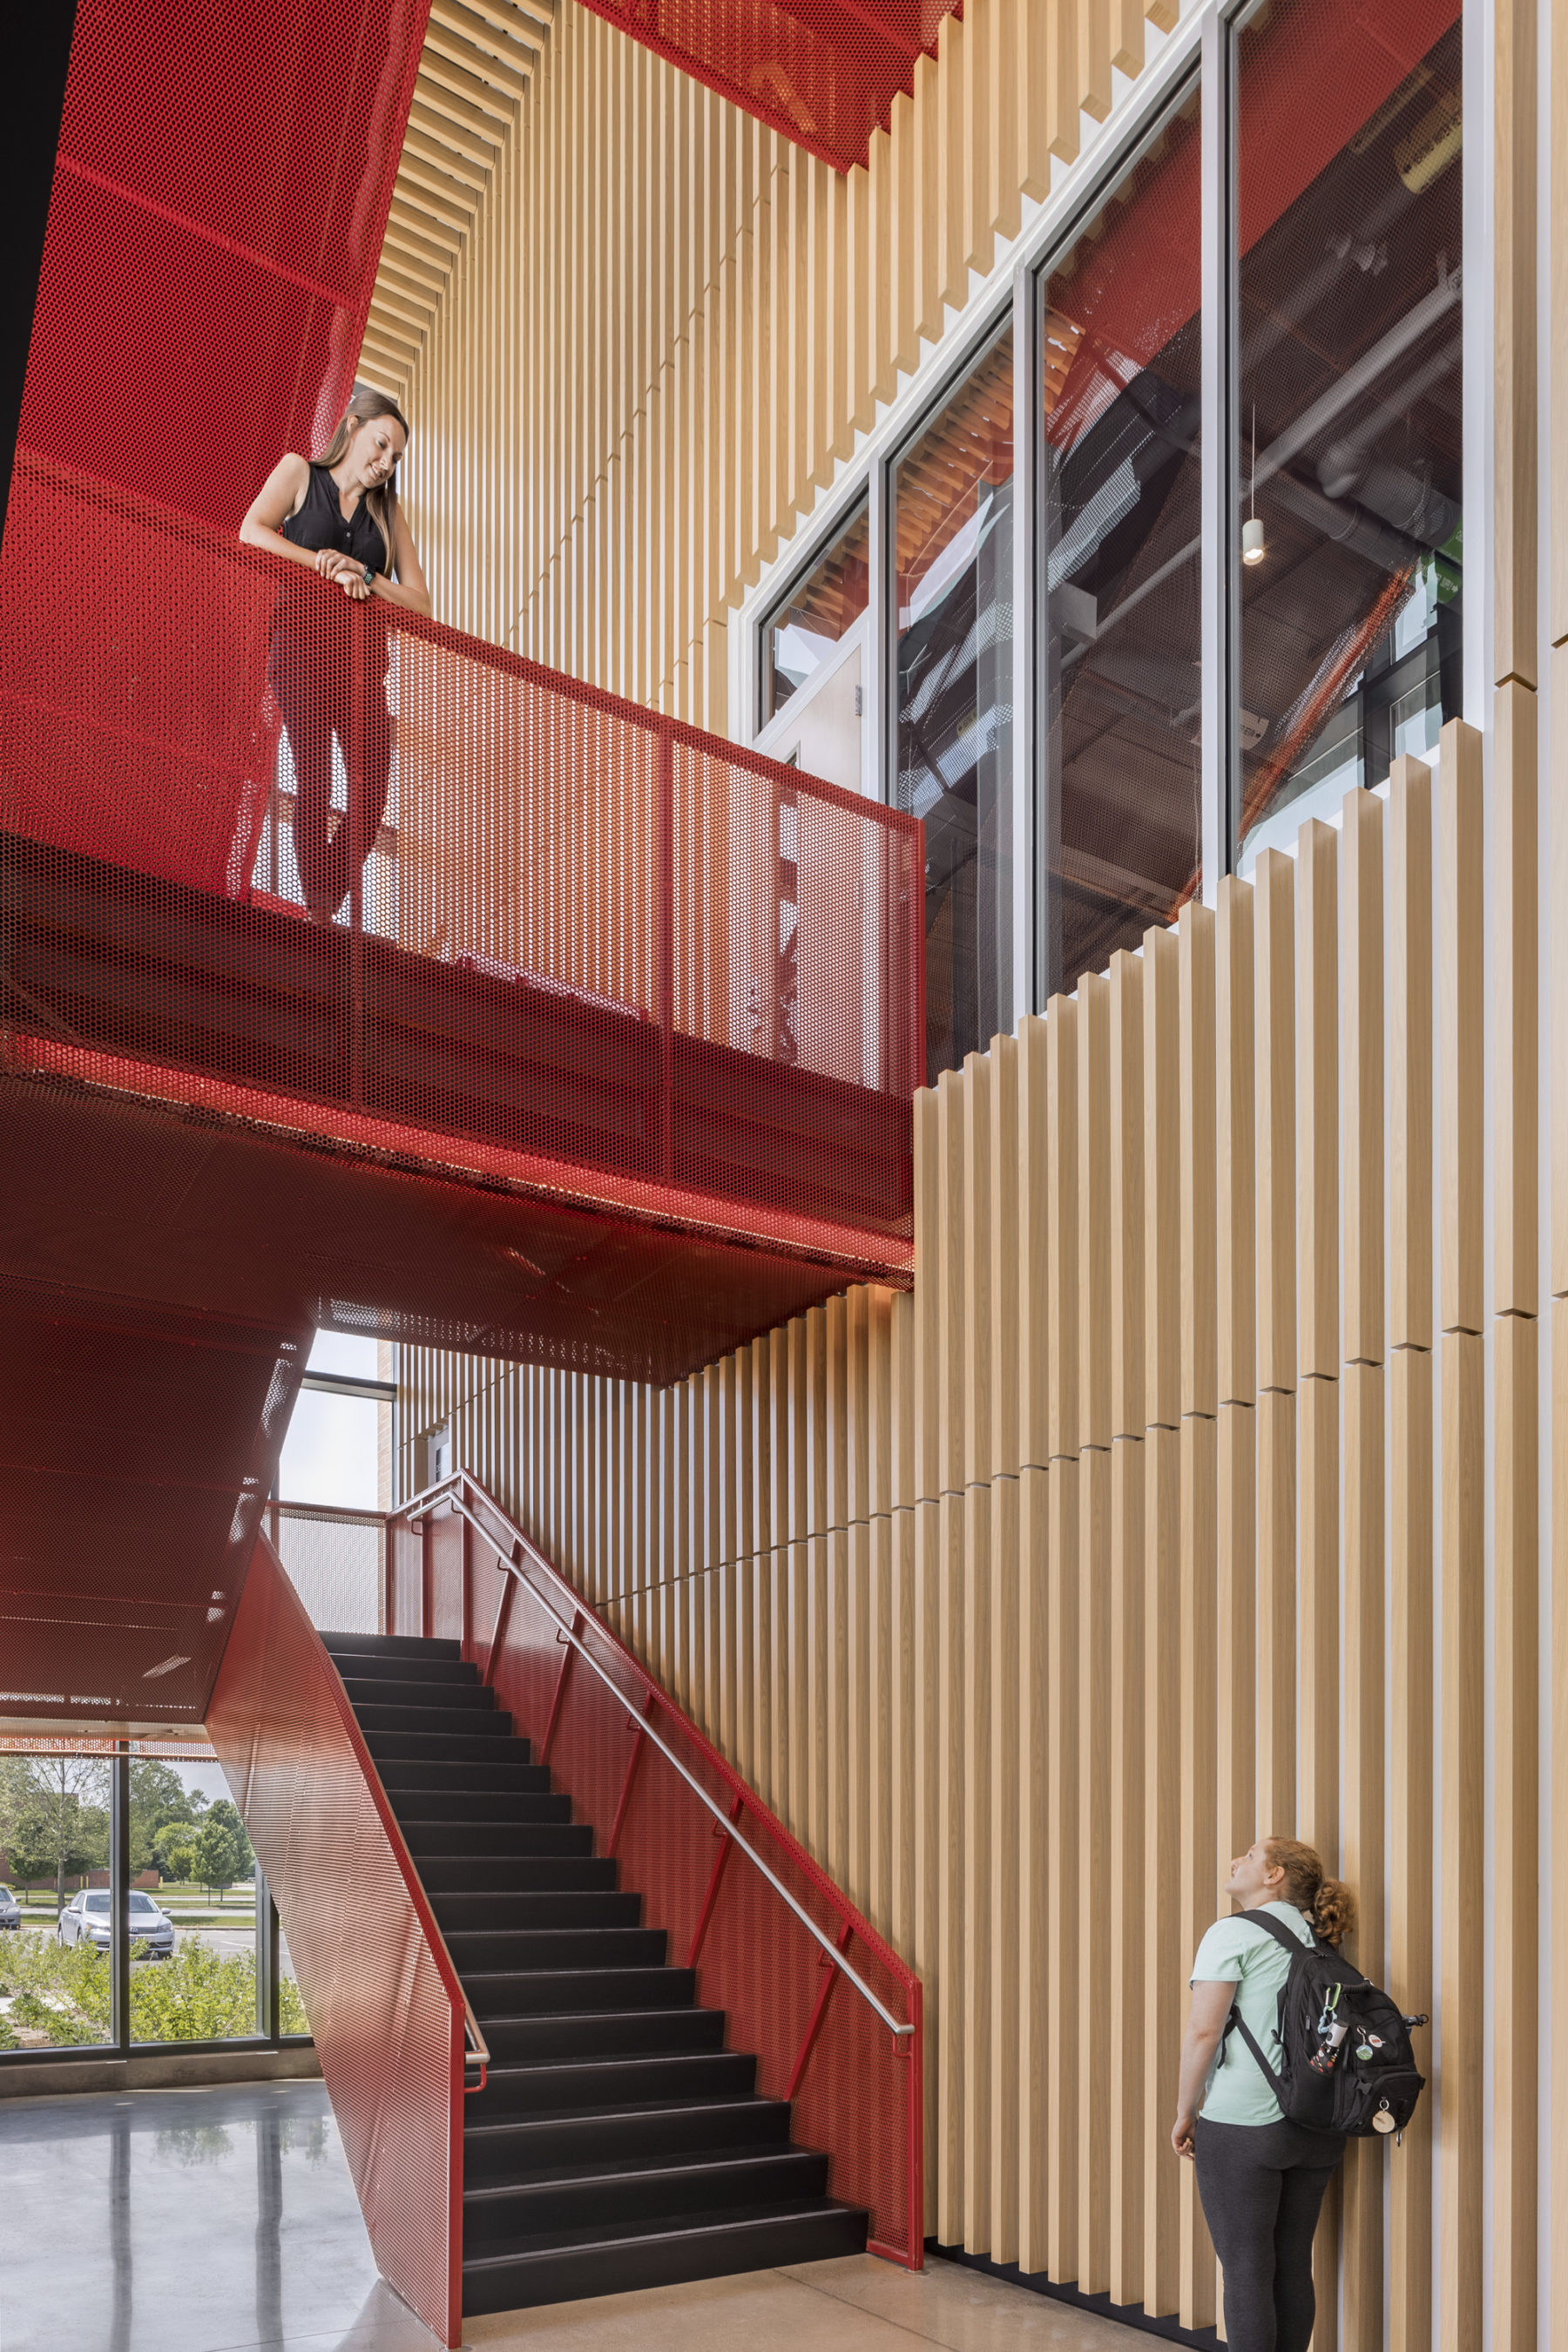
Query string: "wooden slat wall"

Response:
xmin=398 ymin=700 xmax=1563 ymax=2342
xmin=382 ymin=0 xmax=1173 ymax=728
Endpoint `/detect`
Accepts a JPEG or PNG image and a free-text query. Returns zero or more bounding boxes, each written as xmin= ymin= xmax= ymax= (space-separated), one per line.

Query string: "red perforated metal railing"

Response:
xmin=389 ymin=1469 xmax=925 ymax=2268
xmin=206 ymin=1529 xmax=472 ymax=2348
xmin=0 ymin=456 xmax=920 ymax=1295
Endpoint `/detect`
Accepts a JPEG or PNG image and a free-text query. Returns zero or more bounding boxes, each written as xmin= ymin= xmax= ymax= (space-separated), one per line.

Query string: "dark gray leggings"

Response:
xmin=1193 ymin=2116 xmax=1344 ymax=2352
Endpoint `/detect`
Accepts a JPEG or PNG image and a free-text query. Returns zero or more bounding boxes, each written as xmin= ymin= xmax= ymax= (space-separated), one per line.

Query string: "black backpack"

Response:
xmin=1223 ymin=1909 xmax=1428 ymax=2139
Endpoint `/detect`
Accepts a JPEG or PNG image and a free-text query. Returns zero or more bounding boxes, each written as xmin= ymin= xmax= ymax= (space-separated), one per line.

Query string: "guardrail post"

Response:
xmin=656 ymin=717 xmax=674 ymax=1181
xmin=685 ymin=1792 xmax=745 ymax=1970
xmin=348 ymin=600 xmax=366 ymax=1110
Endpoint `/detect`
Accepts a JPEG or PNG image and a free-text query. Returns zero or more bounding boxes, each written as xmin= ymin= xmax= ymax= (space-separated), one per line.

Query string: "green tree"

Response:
xmin=193 ymin=1814 xmax=245 ymax=1903
xmin=128 ymin=1761 xmax=200 ymax=1876
xmin=200 ymin=1800 xmax=253 ymax=1888
xmin=152 ymin=1824 xmax=199 ymax=1884
xmin=11 ymin=1757 xmax=110 ymax=1913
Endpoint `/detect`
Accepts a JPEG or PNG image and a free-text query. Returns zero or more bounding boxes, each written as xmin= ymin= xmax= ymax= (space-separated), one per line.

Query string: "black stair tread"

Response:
xmin=354 ymin=1704 xmax=514 ymax=1735
xmin=482 ymin=2050 xmax=750 ymax=2087
xmin=379 ymin=1780 xmax=558 ymax=1808
xmin=463 ymin=2196 xmax=867 ymax=2268
xmin=478 ymin=2008 xmax=726 ymax=2058
xmin=466 ymin=2092 xmax=787 ymax=2143
xmin=443 ymin=1929 xmax=667 ymax=1969
xmin=363 ymin=1731 xmax=527 ymax=1762
xmin=431 ymin=1891 xmax=639 ymax=1928
xmin=328 ymin=1652 xmax=482 ymax=1686
xmin=322 ymin=1632 xmax=461 ymax=1659
xmin=401 ymin=1818 xmax=585 ymax=1848
xmin=340 ymin=1674 xmax=497 ymax=1709
xmin=464 ymin=2141 xmax=816 ymax=2199
xmin=463 ymin=1966 xmax=697 ymax=2016
xmin=416 ymin=1857 xmax=615 ymax=1891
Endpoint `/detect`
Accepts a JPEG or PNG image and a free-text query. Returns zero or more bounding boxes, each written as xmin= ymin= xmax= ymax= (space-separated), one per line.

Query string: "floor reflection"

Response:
xmin=0 ymin=2080 xmax=432 ymax=2352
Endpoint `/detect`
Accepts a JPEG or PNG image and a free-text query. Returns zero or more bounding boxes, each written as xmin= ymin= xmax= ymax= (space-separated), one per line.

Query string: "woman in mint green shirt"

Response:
xmin=1171 ymin=1838 xmax=1355 ymax=2352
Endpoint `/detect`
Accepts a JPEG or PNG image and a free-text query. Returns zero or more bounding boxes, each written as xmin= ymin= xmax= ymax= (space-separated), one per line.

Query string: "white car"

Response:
xmin=57 ymin=1889 xmax=176 ymax=1958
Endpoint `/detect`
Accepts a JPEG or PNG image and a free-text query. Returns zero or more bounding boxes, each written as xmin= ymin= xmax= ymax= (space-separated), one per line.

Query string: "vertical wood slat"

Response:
xmin=1076 ymin=974 xmax=1112 ymax=2295
xmin=1436 ymin=717 xmax=1485 ymax=2352
xmin=1386 ymin=752 xmax=1434 ymax=2352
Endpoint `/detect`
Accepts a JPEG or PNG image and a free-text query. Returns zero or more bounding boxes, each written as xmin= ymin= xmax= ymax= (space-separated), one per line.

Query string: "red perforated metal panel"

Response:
xmin=206 ymin=1531 xmax=464 ymax=2347
xmin=395 ymin=1475 xmax=923 ymax=2268
xmin=0 ymin=1274 xmax=306 ymax=1730
xmin=18 ymin=0 xmax=428 ymax=534
xmin=572 ymin=0 xmax=962 ymax=173
xmin=0 ymin=457 xmax=918 ymax=1379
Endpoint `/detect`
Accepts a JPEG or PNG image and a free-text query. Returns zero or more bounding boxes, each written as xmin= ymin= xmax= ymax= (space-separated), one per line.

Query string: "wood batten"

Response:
xmin=357 ymin=0 xmax=552 ymax=404
xmin=397 ymin=725 xmax=1528 ymax=2330
xmin=383 ymin=0 xmax=1172 ymax=716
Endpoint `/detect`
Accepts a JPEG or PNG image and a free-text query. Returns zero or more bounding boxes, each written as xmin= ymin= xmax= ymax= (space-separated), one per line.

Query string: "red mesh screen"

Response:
xmin=0 ymin=457 xmax=917 ymax=1381
xmin=18 ymin=0 xmax=427 ymax=535
xmin=401 ymin=1475 xmax=923 ymax=2267
xmin=573 ymin=0 xmax=961 ymax=174
xmin=206 ymin=1531 xmax=464 ymax=2348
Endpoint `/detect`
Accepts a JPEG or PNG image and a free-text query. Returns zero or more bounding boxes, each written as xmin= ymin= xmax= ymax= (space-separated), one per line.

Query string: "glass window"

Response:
xmin=894 ymin=324 xmax=1014 ymax=1081
xmin=1039 ymin=87 xmax=1204 ymax=999
xmin=131 ymin=1760 xmax=259 ymax=2044
xmin=1233 ymin=0 xmax=1462 ymax=865
xmin=761 ymin=501 xmax=870 ymax=724
xmin=0 ymin=1752 xmax=112 ymax=2051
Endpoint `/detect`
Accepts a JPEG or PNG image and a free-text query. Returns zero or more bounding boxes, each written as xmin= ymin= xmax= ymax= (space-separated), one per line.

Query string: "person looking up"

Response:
xmin=1173 ymin=1836 xmax=1355 ymax=2352
xmin=240 ymin=385 xmax=431 ymax=923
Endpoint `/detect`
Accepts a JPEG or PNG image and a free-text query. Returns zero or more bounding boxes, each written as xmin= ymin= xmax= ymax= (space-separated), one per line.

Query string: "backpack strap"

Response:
xmin=1236 ymin=1906 xmax=1311 ymax=1959
xmin=1216 ymin=1909 xmax=1307 ymax=2096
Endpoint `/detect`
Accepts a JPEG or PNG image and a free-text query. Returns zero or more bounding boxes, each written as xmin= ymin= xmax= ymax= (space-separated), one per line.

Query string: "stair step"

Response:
xmin=463 ymin=2143 xmax=828 ymax=2238
xmin=471 ymin=2049 xmax=757 ymax=2116
xmin=322 ymin=1631 xmax=461 ymax=1660
xmin=478 ymin=2007 xmax=726 ymax=2065
xmin=463 ymin=1966 xmax=696 ymax=2021
xmin=460 ymin=2199 xmax=868 ymax=2315
xmin=431 ymin=1889 xmax=639 ymax=1933
xmin=463 ymin=2094 xmax=792 ymax=2176
xmin=325 ymin=1651 xmax=481 ymax=1687
xmin=444 ymin=1926 xmax=667 ymax=1975
xmin=364 ymin=1729 xmax=530 ymax=1766
xmin=416 ymin=1856 xmax=615 ymax=1895
xmin=400 ymin=1815 xmax=586 ymax=1854
xmin=340 ymin=1673 xmax=496 ymax=1713
xmin=353 ymin=1702 xmax=514 ymax=1740
xmin=382 ymin=1781 xmax=561 ymax=1815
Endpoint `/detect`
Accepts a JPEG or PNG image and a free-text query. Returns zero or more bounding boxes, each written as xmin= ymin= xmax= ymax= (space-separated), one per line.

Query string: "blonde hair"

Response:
xmin=317 ymin=383 xmax=409 ymax=573
xmin=1266 ymin=1837 xmax=1356 ymax=1948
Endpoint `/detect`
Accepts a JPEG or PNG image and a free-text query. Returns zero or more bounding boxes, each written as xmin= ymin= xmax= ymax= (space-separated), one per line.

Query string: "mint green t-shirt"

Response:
xmin=1190 ymin=1901 xmax=1315 ymax=2126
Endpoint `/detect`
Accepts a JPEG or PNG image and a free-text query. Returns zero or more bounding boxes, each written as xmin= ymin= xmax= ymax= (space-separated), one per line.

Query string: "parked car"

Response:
xmin=0 ymin=1884 xmax=19 ymax=1931
xmin=56 ymin=1888 xmax=175 ymax=1958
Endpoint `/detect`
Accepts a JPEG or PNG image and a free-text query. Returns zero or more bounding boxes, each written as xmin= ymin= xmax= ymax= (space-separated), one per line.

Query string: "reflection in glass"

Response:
xmin=1039 ymin=89 xmax=1203 ymax=998
xmin=761 ymin=501 xmax=869 ymax=723
xmin=894 ymin=326 xmax=1013 ymax=1081
xmin=1235 ymin=0 xmax=1462 ymax=864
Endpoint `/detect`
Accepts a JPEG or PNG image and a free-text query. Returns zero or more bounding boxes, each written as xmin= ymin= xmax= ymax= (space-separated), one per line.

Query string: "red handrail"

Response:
xmin=389 ymin=1468 xmax=925 ymax=2268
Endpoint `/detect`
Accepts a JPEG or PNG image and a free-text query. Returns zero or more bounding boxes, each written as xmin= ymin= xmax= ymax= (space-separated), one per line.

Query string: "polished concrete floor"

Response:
xmin=0 ymin=2080 xmax=1139 ymax=2352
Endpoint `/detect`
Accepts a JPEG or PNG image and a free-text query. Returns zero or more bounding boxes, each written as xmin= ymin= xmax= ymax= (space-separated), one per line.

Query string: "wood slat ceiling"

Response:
xmin=358 ymin=0 xmax=553 ymax=397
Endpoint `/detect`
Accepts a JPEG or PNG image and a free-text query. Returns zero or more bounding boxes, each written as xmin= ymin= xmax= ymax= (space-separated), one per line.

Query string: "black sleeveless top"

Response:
xmin=279 ymin=463 xmax=389 ymax=574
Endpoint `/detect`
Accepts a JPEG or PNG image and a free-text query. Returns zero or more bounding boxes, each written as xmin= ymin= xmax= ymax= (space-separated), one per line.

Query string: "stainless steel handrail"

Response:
xmin=416 ymin=1484 xmax=914 ymax=2039
xmin=462 ymin=1992 xmax=490 ymax=2085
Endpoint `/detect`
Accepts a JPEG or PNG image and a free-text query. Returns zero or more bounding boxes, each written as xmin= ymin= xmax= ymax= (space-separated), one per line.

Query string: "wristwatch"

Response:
xmin=362 ymin=563 xmax=375 ymax=588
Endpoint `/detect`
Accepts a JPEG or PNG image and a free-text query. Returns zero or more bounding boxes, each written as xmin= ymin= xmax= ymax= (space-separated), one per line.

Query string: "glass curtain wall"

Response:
xmin=894 ymin=325 xmax=1014 ymax=1081
xmin=0 ymin=1745 xmax=306 ymax=2061
xmin=761 ymin=501 xmax=869 ymax=725
xmin=1038 ymin=86 xmax=1204 ymax=997
xmin=1233 ymin=0 xmax=1463 ymax=864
